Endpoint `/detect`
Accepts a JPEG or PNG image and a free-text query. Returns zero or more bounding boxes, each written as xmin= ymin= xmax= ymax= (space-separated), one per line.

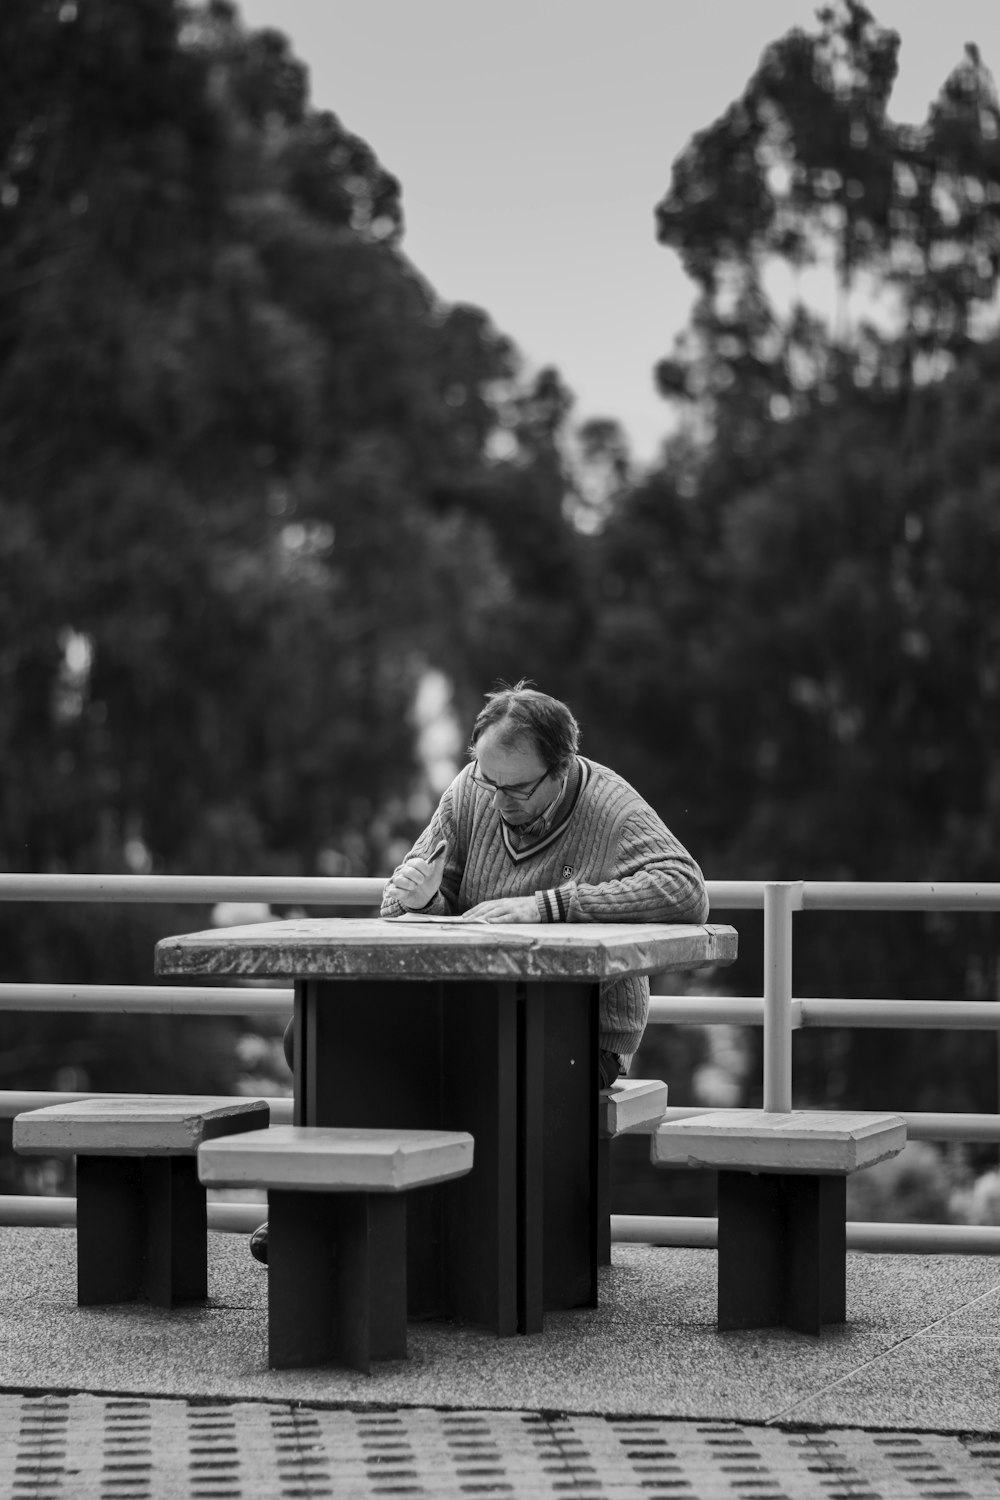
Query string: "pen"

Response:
xmin=427 ymin=838 xmax=447 ymax=862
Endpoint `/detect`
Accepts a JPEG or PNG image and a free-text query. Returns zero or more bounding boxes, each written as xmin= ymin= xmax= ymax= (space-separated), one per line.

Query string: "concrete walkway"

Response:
xmin=1 ymin=1224 xmax=999 ymax=1497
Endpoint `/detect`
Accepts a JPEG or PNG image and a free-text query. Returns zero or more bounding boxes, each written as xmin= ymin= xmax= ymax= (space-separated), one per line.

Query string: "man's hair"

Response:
xmin=469 ymin=679 xmax=580 ymax=773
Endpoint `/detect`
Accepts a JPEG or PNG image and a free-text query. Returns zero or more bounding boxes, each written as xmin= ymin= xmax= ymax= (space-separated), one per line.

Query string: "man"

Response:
xmin=382 ymin=680 xmax=709 ymax=1083
xmin=250 ymin=680 xmax=707 ymax=1265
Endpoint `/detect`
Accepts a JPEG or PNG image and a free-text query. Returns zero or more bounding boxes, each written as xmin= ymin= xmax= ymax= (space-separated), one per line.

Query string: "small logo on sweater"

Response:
xmin=561 ymin=865 xmax=574 ymax=878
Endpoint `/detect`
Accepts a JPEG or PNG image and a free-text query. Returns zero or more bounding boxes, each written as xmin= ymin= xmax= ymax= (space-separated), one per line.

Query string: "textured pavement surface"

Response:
xmin=6 ymin=1398 xmax=1000 ymax=1499
xmin=1 ymin=1224 xmax=999 ymax=1498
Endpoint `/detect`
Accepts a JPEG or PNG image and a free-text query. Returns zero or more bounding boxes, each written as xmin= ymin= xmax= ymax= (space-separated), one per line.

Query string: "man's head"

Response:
xmin=468 ymin=681 xmax=580 ymax=827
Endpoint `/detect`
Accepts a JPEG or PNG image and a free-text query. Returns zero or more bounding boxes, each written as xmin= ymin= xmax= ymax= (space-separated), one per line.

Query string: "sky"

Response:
xmin=235 ymin=0 xmax=999 ymax=469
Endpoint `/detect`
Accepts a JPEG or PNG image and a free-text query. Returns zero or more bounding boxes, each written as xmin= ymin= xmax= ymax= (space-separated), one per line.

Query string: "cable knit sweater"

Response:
xmin=380 ymin=757 xmax=709 ymax=1063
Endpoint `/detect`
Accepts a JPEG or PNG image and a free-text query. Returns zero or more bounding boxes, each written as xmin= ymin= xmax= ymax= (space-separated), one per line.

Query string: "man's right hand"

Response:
xmin=387 ymin=851 xmax=445 ymax=910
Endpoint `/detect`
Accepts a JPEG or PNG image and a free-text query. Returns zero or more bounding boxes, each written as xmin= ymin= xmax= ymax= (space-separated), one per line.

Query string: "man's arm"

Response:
xmin=535 ymin=804 xmax=709 ymax=925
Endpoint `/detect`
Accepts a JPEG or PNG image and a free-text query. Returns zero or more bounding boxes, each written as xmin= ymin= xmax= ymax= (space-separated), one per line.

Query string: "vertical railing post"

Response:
xmin=763 ymin=881 xmax=804 ymax=1113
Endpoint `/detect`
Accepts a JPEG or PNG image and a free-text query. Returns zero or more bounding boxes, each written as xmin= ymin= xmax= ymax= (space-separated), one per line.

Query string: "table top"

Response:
xmin=154 ymin=917 xmax=737 ymax=983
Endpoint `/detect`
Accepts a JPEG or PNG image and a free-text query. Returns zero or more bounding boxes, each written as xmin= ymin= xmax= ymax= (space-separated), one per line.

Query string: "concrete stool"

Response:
xmin=13 ymin=1095 xmax=270 ymax=1308
xmin=198 ymin=1124 xmax=474 ymax=1373
xmin=597 ymin=1079 xmax=668 ymax=1264
xmin=652 ymin=1109 xmax=906 ymax=1334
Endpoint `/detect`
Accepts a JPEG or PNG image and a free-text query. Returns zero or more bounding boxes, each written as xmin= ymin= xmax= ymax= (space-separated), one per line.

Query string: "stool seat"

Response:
xmin=652 ymin=1108 xmax=906 ymax=1174
xmin=600 ymin=1078 xmax=668 ymax=1139
xmin=13 ymin=1095 xmax=270 ymax=1155
xmin=198 ymin=1124 xmax=474 ymax=1193
xmin=197 ymin=1125 xmax=474 ymax=1373
xmin=595 ymin=1078 xmax=668 ymax=1267
xmin=650 ymin=1107 xmax=907 ymax=1335
xmin=12 ymin=1095 xmax=270 ymax=1310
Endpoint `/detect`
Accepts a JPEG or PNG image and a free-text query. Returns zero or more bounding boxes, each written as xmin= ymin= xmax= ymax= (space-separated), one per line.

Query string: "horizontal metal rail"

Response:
xmin=799 ymin=999 xmax=1000 ymax=1029
xmin=704 ymin=880 xmax=1000 ymax=912
xmin=0 ymin=1194 xmax=266 ymax=1233
xmin=0 ymin=983 xmax=293 ymax=1015
xmin=0 ymin=874 xmax=385 ymax=905
xmin=2 ymin=988 xmax=998 ymax=1029
xmin=648 ymin=997 xmax=776 ymax=1025
xmin=649 ymin=997 xmax=1000 ymax=1029
xmin=797 ymin=882 xmax=1000 ymax=912
xmin=0 ymin=875 xmax=998 ymax=910
xmin=610 ymin=1214 xmax=1000 ymax=1256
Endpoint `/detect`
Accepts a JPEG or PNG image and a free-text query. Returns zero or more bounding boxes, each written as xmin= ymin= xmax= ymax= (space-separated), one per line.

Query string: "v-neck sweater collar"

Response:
xmin=500 ymin=757 xmax=590 ymax=863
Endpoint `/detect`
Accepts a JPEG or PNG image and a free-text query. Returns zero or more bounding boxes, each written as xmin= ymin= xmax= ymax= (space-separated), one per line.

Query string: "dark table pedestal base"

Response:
xmin=267 ymin=1189 xmax=407 ymax=1373
xmin=296 ymin=976 xmax=598 ymax=1337
xmin=75 ymin=1154 xmax=208 ymax=1308
xmin=717 ymin=1170 xmax=847 ymax=1335
xmin=597 ymin=1137 xmax=612 ymax=1266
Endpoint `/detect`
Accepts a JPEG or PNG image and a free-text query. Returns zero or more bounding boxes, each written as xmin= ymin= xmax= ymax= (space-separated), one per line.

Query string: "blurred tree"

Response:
xmin=654 ymin=1 xmax=1000 ymax=427
xmin=428 ymin=365 xmax=594 ymax=715
xmin=0 ymin=0 xmax=595 ymax=1144
xmin=0 ymin=0 xmax=591 ymax=885
xmin=582 ymin=0 xmax=1000 ymax=1123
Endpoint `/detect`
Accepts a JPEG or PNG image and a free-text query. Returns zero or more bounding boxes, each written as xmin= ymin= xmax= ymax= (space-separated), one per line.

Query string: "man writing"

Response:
xmin=382 ymin=680 xmax=709 ymax=1088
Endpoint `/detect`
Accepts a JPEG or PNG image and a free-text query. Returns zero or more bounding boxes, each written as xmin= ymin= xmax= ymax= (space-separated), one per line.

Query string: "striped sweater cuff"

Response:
xmin=537 ymin=886 xmax=570 ymax=922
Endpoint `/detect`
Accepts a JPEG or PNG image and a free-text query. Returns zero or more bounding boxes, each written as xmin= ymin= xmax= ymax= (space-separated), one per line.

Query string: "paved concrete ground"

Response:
xmin=1 ymin=1225 xmax=999 ymax=1497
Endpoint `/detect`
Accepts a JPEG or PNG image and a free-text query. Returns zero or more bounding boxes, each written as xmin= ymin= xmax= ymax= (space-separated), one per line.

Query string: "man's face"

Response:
xmin=473 ymin=726 xmax=558 ymax=827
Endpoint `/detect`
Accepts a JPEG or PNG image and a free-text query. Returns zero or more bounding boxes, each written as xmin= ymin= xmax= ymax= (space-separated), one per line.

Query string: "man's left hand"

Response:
xmin=462 ymin=897 xmax=539 ymax=923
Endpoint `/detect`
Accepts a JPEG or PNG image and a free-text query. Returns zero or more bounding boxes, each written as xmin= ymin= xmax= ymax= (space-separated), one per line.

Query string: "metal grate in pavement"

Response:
xmin=2 ymin=1395 xmax=1000 ymax=1499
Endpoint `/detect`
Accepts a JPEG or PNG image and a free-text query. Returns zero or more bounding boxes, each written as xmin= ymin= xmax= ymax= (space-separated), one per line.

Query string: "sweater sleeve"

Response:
xmin=536 ymin=802 xmax=709 ymax=925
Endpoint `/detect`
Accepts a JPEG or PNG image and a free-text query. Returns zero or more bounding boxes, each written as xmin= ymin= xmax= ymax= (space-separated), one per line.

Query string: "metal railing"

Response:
xmin=1 ymin=874 xmax=998 ymax=1253
xmin=643 ymin=880 xmax=1000 ymax=1255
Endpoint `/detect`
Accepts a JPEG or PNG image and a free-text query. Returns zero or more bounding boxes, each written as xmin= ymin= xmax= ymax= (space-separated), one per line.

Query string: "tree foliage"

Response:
xmin=591 ymin=0 xmax=1000 ymax=1121
xmin=0 ymin=0 xmax=589 ymax=1107
xmin=0 ymin=0 xmax=589 ymax=887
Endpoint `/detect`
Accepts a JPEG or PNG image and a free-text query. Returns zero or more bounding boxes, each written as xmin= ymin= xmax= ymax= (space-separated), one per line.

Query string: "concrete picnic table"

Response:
xmin=155 ymin=916 xmax=737 ymax=1335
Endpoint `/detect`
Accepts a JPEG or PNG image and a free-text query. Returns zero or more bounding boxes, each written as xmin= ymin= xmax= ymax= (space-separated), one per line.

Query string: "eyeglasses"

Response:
xmin=471 ymin=764 xmax=551 ymax=801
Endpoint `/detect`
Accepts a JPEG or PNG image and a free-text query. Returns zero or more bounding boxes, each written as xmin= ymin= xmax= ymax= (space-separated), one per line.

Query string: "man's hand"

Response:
xmin=386 ymin=850 xmax=445 ymax=910
xmin=461 ymin=897 xmax=539 ymax=923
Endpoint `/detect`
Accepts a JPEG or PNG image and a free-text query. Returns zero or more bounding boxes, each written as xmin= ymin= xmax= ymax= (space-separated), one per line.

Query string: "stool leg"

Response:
xmin=76 ymin=1156 xmax=144 ymax=1305
xmin=142 ymin=1157 xmax=208 ymax=1307
xmin=717 ymin=1172 xmax=847 ymax=1335
xmin=267 ymin=1190 xmax=407 ymax=1373
xmin=76 ymin=1155 xmax=208 ymax=1308
xmin=785 ymin=1174 xmax=846 ymax=1329
xmin=717 ymin=1170 xmax=785 ymax=1331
